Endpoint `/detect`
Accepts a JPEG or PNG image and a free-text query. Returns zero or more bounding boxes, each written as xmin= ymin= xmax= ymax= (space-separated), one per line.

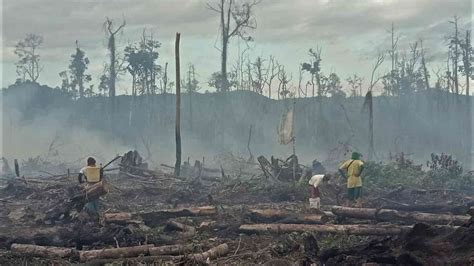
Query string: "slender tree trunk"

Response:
xmin=367 ymin=91 xmax=374 ymax=160
xmin=79 ymin=78 xmax=84 ymax=98
xmin=174 ymin=33 xmax=182 ymax=176
xmin=109 ymin=35 xmax=116 ymax=99
xmin=222 ymin=38 xmax=228 ymax=91
xmin=466 ymin=31 xmax=472 ymax=170
xmin=220 ymin=0 xmax=229 ymax=91
xmin=454 ymin=17 xmax=459 ymax=95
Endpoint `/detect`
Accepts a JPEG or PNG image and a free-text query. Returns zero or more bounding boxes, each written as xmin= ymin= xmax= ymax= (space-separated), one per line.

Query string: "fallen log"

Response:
xmin=377 ymin=209 xmax=470 ymax=225
xmin=332 ymin=206 xmax=470 ymax=226
xmin=79 ymin=244 xmax=154 ymax=262
xmin=331 ymin=206 xmax=377 ymax=220
xmin=239 ymin=224 xmax=411 ymax=235
xmin=186 ymin=243 xmax=229 ymax=262
xmin=380 ymin=204 xmax=469 ymax=215
xmin=164 ymin=221 xmax=196 ymax=237
xmin=149 ymin=244 xmax=196 ymax=256
xmin=103 ymin=212 xmax=139 ymax=225
xmin=11 ymin=243 xmax=74 ymax=258
xmin=83 ymin=244 xmax=228 ymax=265
xmin=248 ymin=209 xmax=327 ymax=224
xmin=140 ymin=206 xmax=216 ymax=226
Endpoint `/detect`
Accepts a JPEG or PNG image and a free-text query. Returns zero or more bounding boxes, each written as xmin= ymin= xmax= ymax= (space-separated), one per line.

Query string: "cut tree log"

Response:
xmin=11 ymin=243 xmax=74 ymax=258
xmin=79 ymin=244 xmax=154 ymax=262
xmin=141 ymin=206 xmax=216 ymax=226
xmin=248 ymin=209 xmax=327 ymax=224
xmin=83 ymin=244 xmax=228 ymax=265
xmin=380 ymin=204 xmax=469 ymax=215
xmin=103 ymin=212 xmax=136 ymax=225
xmin=164 ymin=221 xmax=196 ymax=237
xmin=239 ymin=224 xmax=412 ymax=235
xmin=376 ymin=209 xmax=470 ymax=225
xmin=149 ymin=244 xmax=196 ymax=256
xmin=331 ymin=206 xmax=377 ymax=220
xmin=332 ymin=206 xmax=470 ymax=226
xmin=186 ymin=243 xmax=229 ymax=262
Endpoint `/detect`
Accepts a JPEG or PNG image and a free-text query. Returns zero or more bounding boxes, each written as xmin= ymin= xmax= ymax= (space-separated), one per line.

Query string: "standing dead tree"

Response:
xmin=302 ymin=48 xmax=322 ymax=98
xmin=104 ymin=17 xmax=126 ymax=107
xmin=346 ymin=74 xmax=364 ymax=97
xmin=207 ymin=0 xmax=259 ymax=91
xmin=14 ymin=34 xmax=43 ymax=82
xmin=175 ymin=33 xmax=182 ymax=177
xmin=460 ymin=29 xmax=472 ymax=169
xmin=251 ymin=56 xmax=267 ymax=94
xmin=364 ymin=53 xmax=385 ymax=160
xmin=278 ymin=66 xmax=293 ymax=99
xmin=265 ymin=55 xmax=280 ymax=98
xmin=449 ymin=16 xmax=460 ymax=95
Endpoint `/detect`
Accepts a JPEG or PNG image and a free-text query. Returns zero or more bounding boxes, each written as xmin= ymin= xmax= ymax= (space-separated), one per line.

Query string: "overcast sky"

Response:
xmin=1 ymin=0 xmax=472 ymax=94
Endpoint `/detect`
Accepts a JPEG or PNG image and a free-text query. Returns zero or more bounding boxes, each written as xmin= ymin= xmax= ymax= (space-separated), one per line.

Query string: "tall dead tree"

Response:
xmin=265 ymin=55 xmax=280 ymax=98
xmin=449 ymin=16 xmax=460 ymax=95
xmin=174 ymin=33 xmax=182 ymax=176
xmin=207 ymin=0 xmax=259 ymax=91
xmin=364 ymin=53 xmax=385 ymax=160
xmin=14 ymin=34 xmax=43 ymax=82
xmin=420 ymin=40 xmax=430 ymax=90
xmin=461 ymin=30 xmax=472 ymax=98
xmin=461 ymin=30 xmax=472 ymax=169
xmin=104 ymin=18 xmax=126 ymax=108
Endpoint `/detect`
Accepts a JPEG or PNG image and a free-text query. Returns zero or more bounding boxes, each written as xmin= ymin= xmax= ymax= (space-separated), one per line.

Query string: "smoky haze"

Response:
xmin=1 ymin=0 xmax=473 ymax=174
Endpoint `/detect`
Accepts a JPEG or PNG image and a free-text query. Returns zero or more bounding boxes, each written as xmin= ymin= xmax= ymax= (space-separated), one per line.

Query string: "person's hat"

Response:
xmin=351 ymin=152 xmax=361 ymax=160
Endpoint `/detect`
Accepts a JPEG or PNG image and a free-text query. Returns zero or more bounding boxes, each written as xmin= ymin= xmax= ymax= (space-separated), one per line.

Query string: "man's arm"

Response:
xmin=359 ymin=164 xmax=364 ymax=175
xmin=78 ymin=167 xmax=86 ymax=183
xmin=338 ymin=160 xmax=349 ymax=179
xmin=78 ymin=173 xmax=84 ymax=183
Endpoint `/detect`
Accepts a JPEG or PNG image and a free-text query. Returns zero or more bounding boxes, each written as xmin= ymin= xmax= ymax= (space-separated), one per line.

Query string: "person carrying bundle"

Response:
xmin=78 ymin=157 xmax=102 ymax=216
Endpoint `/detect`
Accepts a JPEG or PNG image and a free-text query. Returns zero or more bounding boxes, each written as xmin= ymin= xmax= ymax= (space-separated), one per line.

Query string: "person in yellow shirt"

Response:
xmin=78 ymin=157 xmax=102 ymax=216
xmin=339 ymin=152 xmax=364 ymax=207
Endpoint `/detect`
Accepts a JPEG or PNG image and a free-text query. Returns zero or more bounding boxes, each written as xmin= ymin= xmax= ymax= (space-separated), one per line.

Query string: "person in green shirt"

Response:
xmin=339 ymin=152 xmax=364 ymax=207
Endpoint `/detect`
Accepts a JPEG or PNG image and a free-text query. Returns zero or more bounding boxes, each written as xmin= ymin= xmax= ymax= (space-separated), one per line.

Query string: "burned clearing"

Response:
xmin=2 ymin=0 xmax=474 ymax=265
xmin=0 ymin=153 xmax=473 ymax=265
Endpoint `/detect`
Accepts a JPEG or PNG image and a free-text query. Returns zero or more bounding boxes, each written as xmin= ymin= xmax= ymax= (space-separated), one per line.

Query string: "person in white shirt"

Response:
xmin=308 ymin=173 xmax=332 ymax=210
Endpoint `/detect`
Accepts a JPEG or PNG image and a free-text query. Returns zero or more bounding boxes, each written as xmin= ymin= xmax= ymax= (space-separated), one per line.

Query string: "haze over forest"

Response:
xmin=1 ymin=0 xmax=473 ymax=172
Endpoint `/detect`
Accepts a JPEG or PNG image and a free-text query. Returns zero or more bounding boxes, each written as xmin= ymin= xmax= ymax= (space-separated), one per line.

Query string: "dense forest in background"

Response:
xmin=2 ymin=81 xmax=473 ymax=170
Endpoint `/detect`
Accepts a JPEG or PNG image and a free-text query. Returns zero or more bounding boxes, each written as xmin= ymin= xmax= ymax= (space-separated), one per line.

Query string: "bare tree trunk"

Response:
xmin=465 ymin=30 xmax=472 ymax=170
xmin=175 ymin=33 xmax=182 ymax=176
xmin=220 ymin=0 xmax=229 ymax=91
xmin=332 ymin=206 xmax=470 ymax=226
xmin=79 ymin=245 xmax=153 ymax=262
xmin=239 ymin=223 xmax=410 ymax=236
xmin=368 ymin=92 xmax=374 ymax=160
xmin=454 ymin=16 xmax=459 ymax=95
xmin=79 ymin=78 xmax=84 ymax=99
xmin=11 ymin=244 xmax=73 ymax=258
xmin=110 ymin=34 xmax=116 ymax=100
